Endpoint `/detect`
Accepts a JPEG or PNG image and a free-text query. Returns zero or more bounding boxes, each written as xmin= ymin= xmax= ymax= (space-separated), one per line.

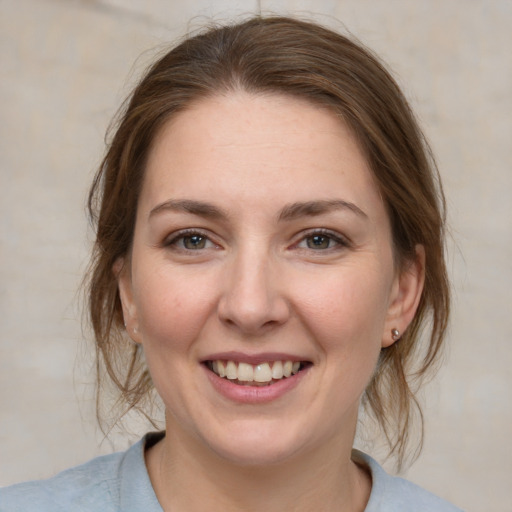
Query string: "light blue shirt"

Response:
xmin=0 ymin=433 xmax=463 ymax=511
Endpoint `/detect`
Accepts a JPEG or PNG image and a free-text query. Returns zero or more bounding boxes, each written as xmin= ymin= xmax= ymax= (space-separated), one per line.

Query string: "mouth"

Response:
xmin=204 ymin=359 xmax=311 ymax=387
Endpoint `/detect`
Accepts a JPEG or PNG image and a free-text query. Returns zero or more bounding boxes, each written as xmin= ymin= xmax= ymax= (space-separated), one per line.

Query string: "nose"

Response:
xmin=217 ymin=247 xmax=290 ymax=335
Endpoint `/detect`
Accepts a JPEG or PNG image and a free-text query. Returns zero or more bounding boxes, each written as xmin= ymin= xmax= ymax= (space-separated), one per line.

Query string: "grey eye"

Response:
xmin=306 ymin=235 xmax=332 ymax=250
xmin=182 ymin=235 xmax=207 ymax=249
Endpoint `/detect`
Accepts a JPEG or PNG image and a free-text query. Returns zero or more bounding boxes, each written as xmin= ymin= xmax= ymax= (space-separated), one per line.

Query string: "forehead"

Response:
xmin=140 ymin=92 xmax=382 ymax=217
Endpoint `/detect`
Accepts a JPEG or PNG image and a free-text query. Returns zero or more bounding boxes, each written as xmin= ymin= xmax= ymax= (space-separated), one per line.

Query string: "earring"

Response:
xmin=391 ymin=328 xmax=401 ymax=341
xmin=133 ymin=327 xmax=138 ymax=335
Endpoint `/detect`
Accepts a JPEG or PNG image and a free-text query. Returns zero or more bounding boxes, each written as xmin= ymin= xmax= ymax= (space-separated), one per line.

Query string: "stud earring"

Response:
xmin=391 ymin=328 xmax=401 ymax=341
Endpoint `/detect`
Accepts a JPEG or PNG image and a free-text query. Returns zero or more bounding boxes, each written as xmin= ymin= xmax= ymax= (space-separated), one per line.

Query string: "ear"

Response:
xmin=382 ymin=244 xmax=425 ymax=348
xmin=113 ymin=257 xmax=141 ymax=343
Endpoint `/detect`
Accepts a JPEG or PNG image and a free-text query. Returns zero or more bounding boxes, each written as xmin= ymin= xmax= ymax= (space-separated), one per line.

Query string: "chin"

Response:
xmin=198 ymin=419 xmax=314 ymax=468
xmin=212 ymin=440 xmax=301 ymax=468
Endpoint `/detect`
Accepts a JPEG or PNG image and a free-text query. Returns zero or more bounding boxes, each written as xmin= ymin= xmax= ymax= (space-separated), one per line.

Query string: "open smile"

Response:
xmin=205 ymin=359 xmax=311 ymax=387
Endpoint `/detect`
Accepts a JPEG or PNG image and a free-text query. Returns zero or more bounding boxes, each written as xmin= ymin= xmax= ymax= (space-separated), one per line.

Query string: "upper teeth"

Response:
xmin=211 ymin=360 xmax=301 ymax=383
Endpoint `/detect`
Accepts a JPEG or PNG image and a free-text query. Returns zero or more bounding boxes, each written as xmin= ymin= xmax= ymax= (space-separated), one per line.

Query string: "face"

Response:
xmin=118 ymin=92 xmax=423 ymax=466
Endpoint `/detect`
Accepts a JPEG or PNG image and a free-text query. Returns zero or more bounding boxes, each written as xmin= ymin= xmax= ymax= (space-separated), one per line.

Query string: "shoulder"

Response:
xmin=353 ymin=450 xmax=464 ymax=512
xmin=0 ymin=433 xmax=163 ymax=512
xmin=0 ymin=450 xmax=124 ymax=512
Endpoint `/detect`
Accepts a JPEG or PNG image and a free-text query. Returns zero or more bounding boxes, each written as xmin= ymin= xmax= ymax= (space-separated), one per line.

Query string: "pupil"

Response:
xmin=308 ymin=235 xmax=329 ymax=249
xmin=185 ymin=235 xmax=205 ymax=249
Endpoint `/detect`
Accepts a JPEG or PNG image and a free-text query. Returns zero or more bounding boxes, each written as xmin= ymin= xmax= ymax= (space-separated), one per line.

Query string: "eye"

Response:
xmin=295 ymin=230 xmax=349 ymax=251
xmin=165 ymin=230 xmax=217 ymax=251
xmin=181 ymin=234 xmax=209 ymax=250
xmin=305 ymin=234 xmax=334 ymax=250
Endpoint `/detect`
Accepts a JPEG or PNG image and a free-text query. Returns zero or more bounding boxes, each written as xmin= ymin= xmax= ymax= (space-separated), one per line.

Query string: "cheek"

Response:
xmin=134 ymin=266 xmax=219 ymax=351
xmin=293 ymin=264 xmax=392 ymax=355
xmin=131 ymin=268 xmax=220 ymax=413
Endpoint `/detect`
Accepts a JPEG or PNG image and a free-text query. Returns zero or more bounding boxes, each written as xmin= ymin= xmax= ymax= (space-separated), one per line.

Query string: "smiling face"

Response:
xmin=118 ymin=92 xmax=423 ymax=467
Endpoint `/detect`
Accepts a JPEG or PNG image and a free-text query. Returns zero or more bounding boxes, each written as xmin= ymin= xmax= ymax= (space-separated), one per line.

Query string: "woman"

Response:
xmin=1 ymin=16 xmax=462 ymax=511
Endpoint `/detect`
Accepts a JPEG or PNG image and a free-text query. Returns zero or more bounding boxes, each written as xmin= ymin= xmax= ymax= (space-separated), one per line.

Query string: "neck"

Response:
xmin=146 ymin=423 xmax=371 ymax=512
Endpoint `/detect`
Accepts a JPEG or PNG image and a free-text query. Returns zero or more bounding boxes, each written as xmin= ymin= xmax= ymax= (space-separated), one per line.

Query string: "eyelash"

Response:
xmin=294 ymin=229 xmax=350 ymax=251
xmin=163 ymin=229 xmax=218 ymax=251
xmin=163 ymin=228 xmax=350 ymax=253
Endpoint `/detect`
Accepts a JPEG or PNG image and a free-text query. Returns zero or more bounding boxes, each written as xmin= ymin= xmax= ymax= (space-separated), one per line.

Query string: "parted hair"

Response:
xmin=87 ymin=15 xmax=450 ymax=468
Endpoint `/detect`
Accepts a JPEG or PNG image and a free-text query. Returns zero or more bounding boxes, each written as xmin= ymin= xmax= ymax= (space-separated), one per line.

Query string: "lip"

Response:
xmin=202 ymin=355 xmax=311 ymax=404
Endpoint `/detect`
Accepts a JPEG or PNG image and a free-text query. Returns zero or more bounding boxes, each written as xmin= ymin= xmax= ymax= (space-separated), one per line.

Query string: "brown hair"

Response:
xmin=87 ymin=15 xmax=450 ymax=468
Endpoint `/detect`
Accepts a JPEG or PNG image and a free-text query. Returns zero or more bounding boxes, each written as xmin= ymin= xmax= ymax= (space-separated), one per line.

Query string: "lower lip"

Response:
xmin=203 ymin=365 xmax=310 ymax=404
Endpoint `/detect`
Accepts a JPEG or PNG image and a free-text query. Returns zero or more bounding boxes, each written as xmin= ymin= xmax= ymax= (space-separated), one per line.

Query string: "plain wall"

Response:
xmin=1 ymin=1 xmax=511 ymax=511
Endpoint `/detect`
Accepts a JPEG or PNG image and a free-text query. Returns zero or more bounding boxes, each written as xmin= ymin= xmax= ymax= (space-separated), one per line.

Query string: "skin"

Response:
xmin=117 ymin=92 xmax=424 ymax=511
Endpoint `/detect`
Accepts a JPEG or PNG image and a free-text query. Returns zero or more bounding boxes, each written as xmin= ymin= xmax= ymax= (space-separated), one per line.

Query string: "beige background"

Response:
xmin=1 ymin=1 xmax=511 ymax=510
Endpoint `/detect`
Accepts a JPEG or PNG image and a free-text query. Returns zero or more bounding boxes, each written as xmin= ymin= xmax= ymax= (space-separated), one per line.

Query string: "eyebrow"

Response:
xmin=149 ymin=199 xmax=228 ymax=220
xmin=278 ymin=199 xmax=367 ymax=221
xmin=149 ymin=198 xmax=367 ymax=221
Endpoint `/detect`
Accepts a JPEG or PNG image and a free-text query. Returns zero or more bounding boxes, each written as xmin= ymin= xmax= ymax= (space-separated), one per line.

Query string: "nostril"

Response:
xmin=218 ymin=293 xmax=291 ymax=334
